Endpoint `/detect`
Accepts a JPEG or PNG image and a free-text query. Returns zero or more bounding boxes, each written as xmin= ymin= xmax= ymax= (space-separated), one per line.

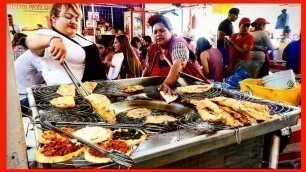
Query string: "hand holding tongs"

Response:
xmin=62 ymin=60 xmax=90 ymax=98
xmin=42 ymin=121 xmax=134 ymax=168
xmin=52 ymin=121 xmax=167 ymax=133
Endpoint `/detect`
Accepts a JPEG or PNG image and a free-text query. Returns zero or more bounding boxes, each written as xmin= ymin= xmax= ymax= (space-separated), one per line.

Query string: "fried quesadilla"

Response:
xmin=126 ymin=108 xmax=151 ymax=118
xmin=56 ymin=84 xmax=75 ymax=97
xmin=50 ymin=96 xmax=75 ymax=108
xmin=87 ymin=93 xmax=116 ymax=123
xmin=177 ymin=84 xmax=213 ymax=93
xmin=118 ymin=85 xmax=144 ymax=93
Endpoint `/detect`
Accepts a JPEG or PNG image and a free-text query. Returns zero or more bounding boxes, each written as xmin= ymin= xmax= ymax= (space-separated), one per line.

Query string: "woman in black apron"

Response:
xmin=26 ymin=3 xmax=106 ymax=84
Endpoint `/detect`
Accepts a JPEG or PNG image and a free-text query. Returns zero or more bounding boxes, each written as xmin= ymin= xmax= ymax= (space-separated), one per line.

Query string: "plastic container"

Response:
xmin=262 ymin=70 xmax=296 ymax=90
xmin=239 ymin=78 xmax=301 ymax=105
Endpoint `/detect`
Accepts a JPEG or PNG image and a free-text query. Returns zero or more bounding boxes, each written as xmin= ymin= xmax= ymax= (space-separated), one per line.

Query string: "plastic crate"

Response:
xmin=239 ymin=78 xmax=301 ymax=105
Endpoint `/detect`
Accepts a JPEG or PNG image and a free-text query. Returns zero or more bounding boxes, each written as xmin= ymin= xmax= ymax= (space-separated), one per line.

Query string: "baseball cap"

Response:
xmin=228 ymin=8 xmax=240 ymax=15
xmin=148 ymin=14 xmax=172 ymax=31
xmin=254 ymin=18 xmax=270 ymax=25
xmin=239 ymin=17 xmax=251 ymax=25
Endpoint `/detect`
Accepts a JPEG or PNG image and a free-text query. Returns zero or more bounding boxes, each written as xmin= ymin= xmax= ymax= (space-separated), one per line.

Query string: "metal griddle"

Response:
xmin=26 ymin=76 xmax=301 ymax=168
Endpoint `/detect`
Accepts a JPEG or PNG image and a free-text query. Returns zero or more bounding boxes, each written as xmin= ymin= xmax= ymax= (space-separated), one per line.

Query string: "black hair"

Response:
xmin=195 ymin=37 xmax=212 ymax=59
xmin=142 ymin=36 xmax=152 ymax=43
xmin=17 ymin=37 xmax=28 ymax=49
xmin=96 ymin=39 xmax=108 ymax=47
xmin=131 ymin=37 xmax=141 ymax=48
xmin=8 ymin=14 xmax=12 ymax=17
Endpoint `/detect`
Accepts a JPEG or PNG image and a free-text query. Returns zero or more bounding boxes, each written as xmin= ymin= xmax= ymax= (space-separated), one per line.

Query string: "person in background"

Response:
xmin=11 ymin=33 xmax=27 ymax=49
xmin=281 ymin=26 xmax=292 ymax=43
xmin=117 ymin=29 xmax=124 ymax=35
xmin=250 ymin=18 xmax=279 ymax=78
xmin=142 ymin=15 xmax=210 ymax=95
xmin=8 ymin=14 xmax=42 ymax=35
xmin=113 ymin=34 xmax=142 ymax=79
xmin=225 ymin=17 xmax=254 ymax=75
xmin=14 ymin=50 xmax=44 ymax=112
xmin=140 ymin=35 xmax=153 ymax=70
xmin=282 ymin=35 xmax=301 ymax=74
xmin=131 ymin=37 xmax=142 ymax=59
xmin=110 ymin=27 xmax=116 ymax=35
xmin=13 ymin=37 xmax=28 ymax=61
xmin=181 ymin=31 xmax=196 ymax=54
xmin=26 ymin=3 xmax=106 ymax=85
xmin=217 ymin=8 xmax=240 ymax=77
xmin=196 ymin=37 xmax=224 ymax=82
xmin=96 ymin=39 xmax=115 ymax=74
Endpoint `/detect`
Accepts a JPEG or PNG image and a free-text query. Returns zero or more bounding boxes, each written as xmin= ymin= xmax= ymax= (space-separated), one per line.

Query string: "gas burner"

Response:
xmin=39 ymin=110 xmax=104 ymax=123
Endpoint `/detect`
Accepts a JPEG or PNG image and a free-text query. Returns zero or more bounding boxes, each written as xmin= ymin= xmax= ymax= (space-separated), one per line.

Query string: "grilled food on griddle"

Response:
xmin=87 ymin=93 xmax=116 ymax=123
xmin=35 ymin=139 xmax=85 ymax=163
xmin=145 ymin=115 xmax=177 ymax=124
xmin=84 ymin=140 xmax=132 ymax=164
xmin=210 ymin=97 xmax=270 ymax=122
xmin=50 ymin=96 xmax=75 ymax=108
xmin=73 ymin=126 xmax=111 ymax=143
xmin=118 ymin=85 xmax=144 ymax=93
xmin=56 ymin=84 xmax=76 ymax=97
xmin=177 ymin=84 xmax=213 ymax=93
xmin=126 ymin=108 xmax=151 ymax=118
xmin=111 ymin=129 xmax=147 ymax=145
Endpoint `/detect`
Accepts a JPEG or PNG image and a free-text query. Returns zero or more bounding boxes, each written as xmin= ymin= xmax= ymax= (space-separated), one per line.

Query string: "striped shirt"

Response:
xmin=146 ymin=42 xmax=189 ymax=67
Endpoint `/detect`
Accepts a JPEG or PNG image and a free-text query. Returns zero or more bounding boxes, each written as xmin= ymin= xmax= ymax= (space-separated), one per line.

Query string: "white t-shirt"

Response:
xmin=14 ymin=50 xmax=44 ymax=100
xmin=9 ymin=24 xmax=23 ymax=33
xmin=34 ymin=29 xmax=93 ymax=85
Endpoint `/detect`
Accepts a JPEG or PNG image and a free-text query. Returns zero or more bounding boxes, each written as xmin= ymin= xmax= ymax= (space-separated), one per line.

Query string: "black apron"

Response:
xmin=52 ymin=27 xmax=106 ymax=81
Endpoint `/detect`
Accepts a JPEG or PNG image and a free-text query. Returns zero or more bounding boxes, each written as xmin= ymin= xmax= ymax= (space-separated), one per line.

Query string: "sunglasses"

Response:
xmin=242 ymin=24 xmax=251 ymax=27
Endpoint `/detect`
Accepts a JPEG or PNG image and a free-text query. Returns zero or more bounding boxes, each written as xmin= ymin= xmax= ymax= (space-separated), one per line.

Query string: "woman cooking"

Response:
xmin=26 ymin=3 xmax=106 ymax=85
xmin=142 ymin=15 xmax=210 ymax=95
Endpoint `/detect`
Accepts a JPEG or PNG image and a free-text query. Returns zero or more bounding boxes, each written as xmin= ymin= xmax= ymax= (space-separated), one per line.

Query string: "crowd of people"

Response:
xmin=9 ymin=3 xmax=301 ymax=109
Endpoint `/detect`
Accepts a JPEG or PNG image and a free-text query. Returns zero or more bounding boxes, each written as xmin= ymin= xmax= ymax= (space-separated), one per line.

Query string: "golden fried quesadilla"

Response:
xmin=87 ymin=93 xmax=116 ymax=123
xmin=194 ymin=99 xmax=243 ymax=127
xmin=118 ymin=85 xmax=144 ymax=93
xmin=177 ymin=84 xmax=213 ymax=94
xmin=56 ymin=84 xmax=75 ymax=97
xmin=50 ymin=96 xmax=75 ymax=108
xmin=210 ymin=97 xmax=270 ymax=122
xmin=83 ymin=81 xmax=98 ymax=94
xmin=145 ymin=115 xmax=177 ymax=124
xmin=126 ymin=108 xmax=151 ymax=118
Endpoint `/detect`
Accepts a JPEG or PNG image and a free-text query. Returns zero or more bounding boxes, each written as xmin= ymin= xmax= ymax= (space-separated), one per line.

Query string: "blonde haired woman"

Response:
xmin=113 ymin=34 xmax=142 ymax=79
xmin=26 ymin=3 xmax=106 ymax=85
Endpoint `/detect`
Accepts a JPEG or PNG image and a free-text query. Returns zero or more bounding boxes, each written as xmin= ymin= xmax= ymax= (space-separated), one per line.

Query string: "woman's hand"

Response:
xmin=157 ymin=83 xmax=176 ymax=95
xmin=49 ymin=37 xmax=66 ymax=64
xmin=225 ymin=38 xmax=234 ymax=46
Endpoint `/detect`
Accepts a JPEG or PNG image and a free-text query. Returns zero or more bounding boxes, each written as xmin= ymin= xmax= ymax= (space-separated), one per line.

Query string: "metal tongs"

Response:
xmin=52 ymin=121 xmax=167 ymax=133
xmin=62 ymin=60 xmax=90 ymax=99
xmin=178 ymin=72 xmax=211 ymax=84
xmin=42 ymin=121 xmax=134 ymax=168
